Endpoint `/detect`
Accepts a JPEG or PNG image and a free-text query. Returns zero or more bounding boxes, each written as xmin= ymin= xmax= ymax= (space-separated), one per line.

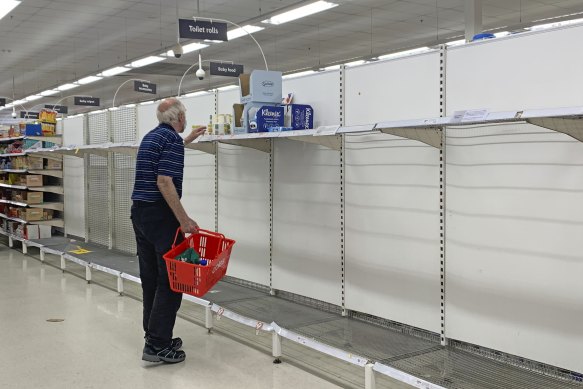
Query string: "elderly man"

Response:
xmin=131 ymin=97 xmax=205 ymax=363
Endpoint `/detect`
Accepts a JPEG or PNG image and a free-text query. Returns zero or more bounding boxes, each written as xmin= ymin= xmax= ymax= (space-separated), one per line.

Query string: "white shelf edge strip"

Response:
xmin=182 ymin=294 xmax=211 ymax=306
xmin=62 ymin=253 xmax=88 ymax=267
xmin=89 ymin=263 xmax=121 ymax=277
xmin=271 ymin=323 xmax=368 ymax=367
xmin=121 ymin=273 xmax=141 ymax=284
xmin=373 ymin=363 xmax=446 ymax=389
xmin=211 ymin=303 xmax=274 ymax=332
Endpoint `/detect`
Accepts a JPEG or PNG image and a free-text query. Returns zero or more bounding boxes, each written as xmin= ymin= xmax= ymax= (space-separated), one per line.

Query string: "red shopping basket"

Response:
xmin=163 ymin=228 xmax=235 ymax=297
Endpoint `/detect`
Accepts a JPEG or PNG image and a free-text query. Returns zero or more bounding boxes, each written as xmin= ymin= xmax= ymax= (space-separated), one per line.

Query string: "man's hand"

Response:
xmin=180 ymin=217 xmax=199 ymax=234
xmin=184 ymin=126 xmax=206 ymax=145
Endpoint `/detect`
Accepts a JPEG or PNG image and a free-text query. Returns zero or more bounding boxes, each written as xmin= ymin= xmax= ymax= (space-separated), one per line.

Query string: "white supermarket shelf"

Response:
xmin=28 ymin=169 xmax=63 ymax=178
xmin=27 ymin=136 xmax=63 ymax=145
xmin=27 ymin=186 xmax=64 ymax=195
xmin=31 ymin=219 xmax=64 ymax=227
xmin=0 ymin=183 xmax=27 ymax=190
xmin=0 ymin=199 xmax=28 ymax=207
xmin=0 ymin=169 xmax=28 ymax=174
xmin=0 ymin=153 xmax=26 ymax=158
xmin=27 ymin=202 xmax=64 ymax=211
xmin=0 ymin=136 xmax=25 ymax=143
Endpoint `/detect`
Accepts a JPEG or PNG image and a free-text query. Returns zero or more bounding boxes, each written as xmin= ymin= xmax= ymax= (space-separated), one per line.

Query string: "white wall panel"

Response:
xmin=137 ymin=103 xmax=158 ymax=141
xmin=218 ymin=88 xmax=239 ymax=116
xmin=345 ymin=133 xmax=441 ymax=332
xmin=445 ymin=123 xmax=583 ymax=373
xmin=218 ymin=144 xmax=270 ymax=286
xmin=181 ymin=93 xmax=215 ymax=128
xmin=447 ymin=25 xmax=583 ymax=113
xmin=282 ymin=71 xmax=341 ymax=127
xmin=180 ymin=94 xmax=216 ymax=230
xmin=272 ymin=139 xmax=342 ymax=306
xmin=63 ymin=115 xmax=86 ymax=239
xmin=345 ymin=52 xmax=441 ymax=125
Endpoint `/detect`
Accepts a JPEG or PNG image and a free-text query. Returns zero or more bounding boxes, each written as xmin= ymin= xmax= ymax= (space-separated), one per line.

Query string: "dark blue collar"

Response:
xmin=158 ymin=123 xmax=175 ymax=131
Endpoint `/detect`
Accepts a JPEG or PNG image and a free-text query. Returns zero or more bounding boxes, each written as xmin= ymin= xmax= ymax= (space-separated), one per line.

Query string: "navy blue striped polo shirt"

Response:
xmin=132 ymin=123 xmax=184 ymax=202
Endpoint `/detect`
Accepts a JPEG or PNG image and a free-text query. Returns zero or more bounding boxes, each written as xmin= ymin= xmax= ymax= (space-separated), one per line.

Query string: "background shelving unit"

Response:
xmin=0 ymin=123 xmax=64 ymax=240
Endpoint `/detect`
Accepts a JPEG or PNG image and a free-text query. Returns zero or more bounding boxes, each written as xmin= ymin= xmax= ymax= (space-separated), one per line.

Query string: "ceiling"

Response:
xmin=1 ymin=0 xmax=583 ymax=121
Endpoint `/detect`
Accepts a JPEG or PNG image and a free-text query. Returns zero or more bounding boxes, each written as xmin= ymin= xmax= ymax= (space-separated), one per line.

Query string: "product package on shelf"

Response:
xmin=19 ymin=208 xmax=42 ymax=222
xmin=46 ymin=159 xmax=62 ymax=170
xmin=22 ymin=175 xmax=42 ymax=187
xmin=25 ymin=124 xmax=42 ymax=136
xmin=27 ymin=157 xmax=44 ymax=170
xmin=43 ymin=209 xmax=54 ymax=220
xmin=14 ymin=191 xmax=42 ymax=204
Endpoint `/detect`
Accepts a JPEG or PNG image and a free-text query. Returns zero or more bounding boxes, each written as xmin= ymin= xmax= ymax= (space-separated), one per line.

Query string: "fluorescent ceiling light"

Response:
xmin=0 ymin=0 xmax=21 ymax=21
xmin=184 ymin=91 xmax=209 ymax=97
xmin=529 ymin=17 xmax=583 ymax=31
xmin=344 ymin=60 xmax=365 ymax=67
xmin=24 ymin=95 xmax=42 ymax=102
xmin=77 ymin=76 xmax=102 ymax=85
xmin=89 ymin=109 xmax=107 ymax=115
xmin=12 ymin=99 xmax=25 ymax=105
xmin=165 ymin=43 xmax=208 ymax=56
xmin=322 ymin=64 xmax=341 ymax=71
xmin=282 ymin=70 xmax=316 ymax=79
xmin=99 ymin=66 xmax=131 ymax=77
xmin=494 ymin=31 xmax=510 ymax=38
xmin=446 ymin=39 xmax=466 ymax=47
xmin=122 ymin=104 xmax=136 ymax=108
xmin=181 ymin=43 xmax=209 ymax=55
xmin=129 ymin=56 xmax=165 ymax=68
xmin=216 ymin=85 xmax=238 ymax=91
xmin=139 ymin=100 xmax=155 ymax=105
xmin=40 ymin=89 xmax=59 ymax=96
xmin=378 ymin=47 xmax=431 ymax=61
xmin=227 ymin=25 xmax=264 ymax=40
xmin=57 ymin=83 xmax=79 ymax=91
xmin=262 ymin=1 xmax=338 ymax=25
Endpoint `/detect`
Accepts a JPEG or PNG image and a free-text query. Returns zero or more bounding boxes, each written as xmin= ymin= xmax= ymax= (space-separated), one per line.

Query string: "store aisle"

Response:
xmin=0 ymin=246 xmax=342 ymax=389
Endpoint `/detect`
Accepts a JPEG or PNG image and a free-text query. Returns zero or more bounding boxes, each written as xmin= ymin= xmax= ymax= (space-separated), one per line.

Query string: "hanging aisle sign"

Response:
xmin=134 ymin=81 xmax=157 ymax=94
xmin=74 ymin=96 xmax=100 ymax=106
xmin=20 ymin=111 xmax=39 ymax=119
xmin=210 ymin=62 xmax=244 ymax=77
xmin=179 ymin=19 xmax=228 ymax=41
xmin=45 ymin=105 xmax=68 ymax=114
xmin=0 ymin=98 xmax=5 ymax=107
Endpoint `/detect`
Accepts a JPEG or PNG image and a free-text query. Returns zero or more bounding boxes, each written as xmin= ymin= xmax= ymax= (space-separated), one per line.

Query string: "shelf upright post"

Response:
xmin=107 ymin=110 xmax=114 ymax=250
xmin=339 ymin=64 xmax=347 ymax=317
xmin=439 ymin=44 xmax=448 ymax=347
xmin=214 ymin=89 xmax=219 ymax=233
xmin=365 ymin=363 xmax=376 ymax=389
xmin=272 ymin=331 xmax=282 ymax=364
xmin=205 ymin=304 xmax=213 ymax=334
xmin=22 ymin=242 xmax=28 ymax=255
xmin=84 ymin=114 xmax=90 ymax=243
xmin=269 ymin=137 xmax=275 ymax=296
xmin=60 ymin=253 xmax=66 ymax=272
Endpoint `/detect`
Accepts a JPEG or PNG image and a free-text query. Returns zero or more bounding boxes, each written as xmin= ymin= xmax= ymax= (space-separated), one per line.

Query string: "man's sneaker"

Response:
xmin=170 ymin=337 xmax=183 ymax=351
xmin=142 ymin=344 xmax=186 ymax=363
xmin=145 ymin=337 xmax=183 ymax=351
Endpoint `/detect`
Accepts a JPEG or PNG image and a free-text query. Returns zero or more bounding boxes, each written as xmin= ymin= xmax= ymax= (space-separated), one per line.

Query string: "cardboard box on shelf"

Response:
xmin=46 ymin=159 xmax=62 ymax=170
xmin=24 ymin=175 xmax=43 ymax=187
xmin=27 ymin=157 xmax=44 ymax=170
xmin=25 ymin=192 xmax=43 ymax=204
xmin=43 ymin=209 xmax=54 ymax=220
xmin=19 ymin=208 xmax=43 ymax=221
xmin=26 ymin=224 xmax=52 ymax=239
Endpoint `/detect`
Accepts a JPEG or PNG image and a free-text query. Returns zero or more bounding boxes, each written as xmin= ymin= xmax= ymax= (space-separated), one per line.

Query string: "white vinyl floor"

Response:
xmin=0 ymin=245 xmax=344 ymax=389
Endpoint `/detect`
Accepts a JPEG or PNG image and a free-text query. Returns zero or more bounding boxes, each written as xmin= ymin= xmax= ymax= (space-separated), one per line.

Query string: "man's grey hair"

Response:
xmin=156 ymin=97 xmax=186 ymax=125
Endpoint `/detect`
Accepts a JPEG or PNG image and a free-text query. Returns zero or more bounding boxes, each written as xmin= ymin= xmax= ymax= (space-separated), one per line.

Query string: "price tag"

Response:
xmin=216 ymin=307 xmax=224 ymax=321
xmin=461 ymin=109 xmax=489 ymax=123
xmin=315 ymin=125 xmax=340 ymax=136
xmin=255 ymin=321 xmax=263 ymax=335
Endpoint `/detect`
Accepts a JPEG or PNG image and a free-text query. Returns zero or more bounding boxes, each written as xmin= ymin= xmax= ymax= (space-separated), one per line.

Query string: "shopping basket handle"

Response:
xmin=197 ymin=229 xmax=225 ymax=239
xmin=171 ymin=228 xmax=184 ymax=249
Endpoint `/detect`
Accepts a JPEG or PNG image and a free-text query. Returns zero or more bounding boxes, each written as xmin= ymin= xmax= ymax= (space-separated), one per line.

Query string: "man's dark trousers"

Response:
xmin=131 ymin=200 xmax=183 ymax=348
